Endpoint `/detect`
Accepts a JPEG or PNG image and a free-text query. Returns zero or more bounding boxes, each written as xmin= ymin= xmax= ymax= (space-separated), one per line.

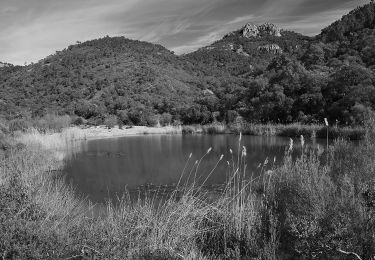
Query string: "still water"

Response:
xmin=63 ymin=134 xmax=324 ymax=203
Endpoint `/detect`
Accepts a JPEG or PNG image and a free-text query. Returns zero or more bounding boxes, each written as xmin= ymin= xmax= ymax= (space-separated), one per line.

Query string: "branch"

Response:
xmin=82 ymin=245 xmax=103 ymax=256
xmin=337 ymin=249 xmax=362 ymax=260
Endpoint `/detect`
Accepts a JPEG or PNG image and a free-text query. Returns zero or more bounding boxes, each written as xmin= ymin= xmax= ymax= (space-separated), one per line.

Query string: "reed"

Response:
xmin=15 ymin=127 xmax=86 ymax=150
xmin=1 ymin=114 xmax=375 ymax=259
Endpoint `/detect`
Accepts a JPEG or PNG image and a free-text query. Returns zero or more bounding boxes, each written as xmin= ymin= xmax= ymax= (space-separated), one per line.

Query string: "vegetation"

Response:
xmin=1 ymin=112 xmax=375 ymax=259
xmin=181 ymin=121 xmax=365 ymax=140
xmin=1 ymin=4 xmax=375 ymax=258
xmin=1 ymin=3 xmax=375 ymax=128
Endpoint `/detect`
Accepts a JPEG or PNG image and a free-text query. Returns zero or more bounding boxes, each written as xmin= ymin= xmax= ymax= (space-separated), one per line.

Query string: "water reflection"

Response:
xmin=63 ymin=135 xmax=326 ymax=203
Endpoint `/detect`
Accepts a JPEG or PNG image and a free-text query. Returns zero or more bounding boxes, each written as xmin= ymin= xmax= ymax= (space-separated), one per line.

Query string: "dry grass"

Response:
xmin=15 ymin=127 xmax=86 ymax=150
xmin=1 ymin=115 xmax=375 ymax=259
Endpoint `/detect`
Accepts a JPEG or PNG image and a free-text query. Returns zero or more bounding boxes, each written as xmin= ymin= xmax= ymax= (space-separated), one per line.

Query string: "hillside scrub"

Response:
xmin=2 ymin=4 xmax=375 ymax=128
xmin=1 ymin=115 xmax=375 ymax=258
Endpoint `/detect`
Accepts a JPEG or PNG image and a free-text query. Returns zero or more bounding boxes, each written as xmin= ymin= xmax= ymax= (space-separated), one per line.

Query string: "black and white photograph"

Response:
xmin=0 ymin=0 xmax=374 ymax=259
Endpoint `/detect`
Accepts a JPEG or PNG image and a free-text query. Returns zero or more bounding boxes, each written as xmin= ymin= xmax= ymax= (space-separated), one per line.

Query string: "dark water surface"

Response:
xmin=63 ymin=134 xmax=325 ymax=203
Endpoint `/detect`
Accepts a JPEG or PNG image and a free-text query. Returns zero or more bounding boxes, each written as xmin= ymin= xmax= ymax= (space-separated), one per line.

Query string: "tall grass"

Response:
xmin=32 ymin=114 xmax=72 ymax=132
xmin=230 ymin=122 xmax=365 ymax=140
xmin=181 ymin=121 xmax=365 ymax=140
xmin=1 ymin=115 xmax=375 ymax=258
xmin=15 ymin=127 xmax=86 ymax=150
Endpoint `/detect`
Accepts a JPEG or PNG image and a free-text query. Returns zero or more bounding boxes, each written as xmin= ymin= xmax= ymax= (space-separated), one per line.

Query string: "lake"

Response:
xmin=63 ymin=134 xmax=325 ymax=203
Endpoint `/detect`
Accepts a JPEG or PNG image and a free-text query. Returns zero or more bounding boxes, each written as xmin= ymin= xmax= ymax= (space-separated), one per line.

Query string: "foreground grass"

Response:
xmin=1 ymin=117 xmax=375 ymax=259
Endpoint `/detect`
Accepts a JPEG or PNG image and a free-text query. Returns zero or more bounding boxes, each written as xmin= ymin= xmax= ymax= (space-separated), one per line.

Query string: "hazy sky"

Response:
xmin=0 ymin=0 xmax=368 ymax=65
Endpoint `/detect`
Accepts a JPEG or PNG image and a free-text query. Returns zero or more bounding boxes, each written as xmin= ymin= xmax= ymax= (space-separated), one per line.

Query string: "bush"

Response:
xmin=9 ymin=119 xmax=30 ymax=132
xmin=118 ymin=118 xmax=124 ymax=129
xmin=0 ymin=118 xmax=9 ymax=134
xmin=117 ymin=110 xmax=132 ymax=125
xmin=0 ymin=132 xmax=10 ymax=151
xmin=104 ymin=115 xmax=118 ymax=129
xmin=203 ymin=123 xmax=226 ymax=134
xmin=160 ymin=113 xmax=172 ymax=126
xmin=182 ymin=125 xmax=198 ymax=134
xmin=225 ymin=110 xmax=239 ymax=124
xmin=72 ymin=116 xmax=84 ymax=126
xmin=87 ymin=116 xmax=104 ymax=126
xmin=145 ymin=113 xmax=158 ymax=127
xmin=33 ymin=114 xmax=71 ymax=132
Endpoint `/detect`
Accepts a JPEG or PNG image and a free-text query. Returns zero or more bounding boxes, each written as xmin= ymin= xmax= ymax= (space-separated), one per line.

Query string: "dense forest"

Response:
xmin=1 ymin=3 xmax=375 ymax=126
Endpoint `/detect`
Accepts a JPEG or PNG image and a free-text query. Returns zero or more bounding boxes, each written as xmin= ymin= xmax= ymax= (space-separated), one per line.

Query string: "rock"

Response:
xmin=257 ymin=44 xmax=283 ymax=54
xmin=236 ymin=45 xmax=250 ymax=57
xmin=241 ymin=23 xmax=282 ymax=38
xmin=0 ymin=62 xmax=11 ymax=68
xmin=242 ymin=23 xmax=260 ymax=37
xmin=258 ymin=23 xmax=282 ymax=37
xmin=203 ymin=89 xmax=214 ymax=95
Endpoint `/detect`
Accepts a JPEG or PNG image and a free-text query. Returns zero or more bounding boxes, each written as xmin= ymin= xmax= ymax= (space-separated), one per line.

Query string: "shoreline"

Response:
xmin=1 ymin=116 xmax=374 ymax=259
xmin=81 ymin=125 xmax=182 ymax=140
xmin=64 ymin=123 xmax=367 ymax=142
xmin=13 ymin=123 xmax=365 ymax=152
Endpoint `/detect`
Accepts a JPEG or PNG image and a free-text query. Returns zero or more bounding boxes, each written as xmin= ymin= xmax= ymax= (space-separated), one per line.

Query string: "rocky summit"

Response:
xmin=242 ymin=22 xmax=281 ymax=38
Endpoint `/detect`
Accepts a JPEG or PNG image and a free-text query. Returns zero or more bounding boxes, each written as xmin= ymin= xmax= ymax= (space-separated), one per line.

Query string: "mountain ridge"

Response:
xmin=1 ymin=3 xmax=374 ymax=126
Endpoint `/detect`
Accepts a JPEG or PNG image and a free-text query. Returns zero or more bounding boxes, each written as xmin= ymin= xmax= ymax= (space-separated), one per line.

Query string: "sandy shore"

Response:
xmin=81 ymin=125 xmax=182 ymax=140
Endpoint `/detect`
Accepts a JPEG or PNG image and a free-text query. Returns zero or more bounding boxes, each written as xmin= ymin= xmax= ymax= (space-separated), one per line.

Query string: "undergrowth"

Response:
xmin=0 ymin=115 xmax=375 ymax=259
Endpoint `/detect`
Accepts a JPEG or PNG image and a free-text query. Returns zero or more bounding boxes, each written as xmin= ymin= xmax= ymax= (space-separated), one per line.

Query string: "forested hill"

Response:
xmin=186 ymin=3 xmax=375 ymax=125
xmin=0 ymin=37 xmax=209 ymax=125
xmin=1 ymin=3 xmax=375 ymax=126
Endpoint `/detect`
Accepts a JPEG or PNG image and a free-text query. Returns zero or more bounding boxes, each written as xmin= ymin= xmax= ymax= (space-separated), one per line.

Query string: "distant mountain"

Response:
xmin=1 ymin=3 xmax=375 ymax=126
xmin=184 ymin=3 xmax=375 ymax=124
xmin=185 ymin=22 xmax=310 ymax=76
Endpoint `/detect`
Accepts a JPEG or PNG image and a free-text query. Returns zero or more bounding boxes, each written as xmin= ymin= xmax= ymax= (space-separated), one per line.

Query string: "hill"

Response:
xmin=185 ymin=3 xmax=375 ymax=125
xmin=0 ymin=37 xmax=215 ymax=125
xmin=1 ymin=3 xmax=375 ymax=126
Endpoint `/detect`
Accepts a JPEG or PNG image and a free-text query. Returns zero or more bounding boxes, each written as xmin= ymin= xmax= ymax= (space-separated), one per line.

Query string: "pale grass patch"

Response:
xmin=0 ymin=146 xmax=87 ymax=241
xmin=16 ymin=127 xmax=86 ymax=150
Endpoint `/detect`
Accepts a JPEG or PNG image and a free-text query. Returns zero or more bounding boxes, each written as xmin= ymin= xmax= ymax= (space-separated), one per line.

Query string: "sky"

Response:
xmin=0 ymin=0 xmax=369 ymax=65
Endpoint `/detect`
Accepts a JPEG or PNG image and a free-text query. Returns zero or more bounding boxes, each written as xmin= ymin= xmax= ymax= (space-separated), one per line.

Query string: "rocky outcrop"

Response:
xmin=258 ymin=23 xmax=282 ymax=37
xmin=242 ymin=23 xmax=260 ymax=38
xmin=203 ymin=89 xmax=214 ymax=95
xmin=257 ymin=44 xmax=283 ymax=54
xmin=242 ymin=23 xmax=282 ymax=38
xmin=236 ymin=45 xmax=250 ymax=57
xmin=0 ymin=62 xmax=14 ymax=68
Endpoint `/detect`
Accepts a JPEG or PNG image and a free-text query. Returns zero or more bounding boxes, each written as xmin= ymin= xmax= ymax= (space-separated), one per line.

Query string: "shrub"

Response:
xmin=72 ymin=116 xmax=84 ymax=126
xmin=0 ymin=132 xmax=10 ymax=151
xmin=9 ymin=119 xmax=30 ymax=132
xmin=87 ymin=116 xmax=104 ymax=126
xmin=225 ymin=110 xmax=239 ymax=124
xmin=160 ymin=113 xmax=172 ymax=126
xmin=33 ymin=114 xmax=71 ymax=132
xmin=104 ymin=115 xmax=118 ymax=129
xmin=145 ymin=113 xmax=158 ymax=127
xmin=117 ymin=110 xmax=132 ymax=125
xmin=182 ymin=125 xmax=198 ymax=134
xmin=0 ymin=118 xmax=9 ymax=134
xmin=203 ymin=123 xmax=226 ymax=134
xmin=118 ymin=118 xmax=124 ymax=129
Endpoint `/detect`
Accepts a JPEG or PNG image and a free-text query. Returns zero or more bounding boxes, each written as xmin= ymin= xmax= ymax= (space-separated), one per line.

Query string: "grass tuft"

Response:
xmin=1 ymin=114 xmax=375 ymax=258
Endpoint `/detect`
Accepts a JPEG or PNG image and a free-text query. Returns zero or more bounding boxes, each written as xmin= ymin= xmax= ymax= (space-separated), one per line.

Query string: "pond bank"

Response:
xmin=13 ymin=122 xmax=365 ymax=152
xmin=181 ymin=123 xmax=365 ymax=140
xmin=1 ymin=116 xmax=375 ymax=259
